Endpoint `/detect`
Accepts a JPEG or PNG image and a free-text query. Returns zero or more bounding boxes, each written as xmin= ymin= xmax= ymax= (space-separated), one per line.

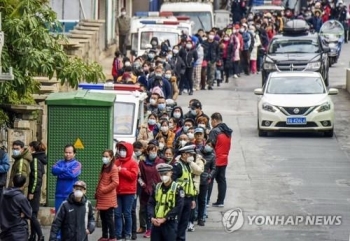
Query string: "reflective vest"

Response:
xmin=155 ymin=181 xmax=178 ymax=218
xmin=175 ymin=161 xmax=197 ymax=197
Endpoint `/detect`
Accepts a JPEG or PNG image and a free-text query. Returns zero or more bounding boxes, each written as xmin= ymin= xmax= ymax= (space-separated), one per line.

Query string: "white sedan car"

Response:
xmin=254 ymin=72 xmax=338 ymax=137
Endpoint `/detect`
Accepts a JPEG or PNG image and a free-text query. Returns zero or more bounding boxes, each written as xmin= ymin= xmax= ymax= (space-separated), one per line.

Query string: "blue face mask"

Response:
xmin=204 ymin=145 xmax=213 ymax=153
xmin=12 ymin=150 xmax=21 ymax=156
xmin=191 ymin=109 xmax=197 ymax=116
xmin=183 ymin=126 xmax=189 ymax=133
xmin=148 ymin=119 xmax=156 ymax=125
xmin=158 ymin=103 xmax=166 ymax=110
xmin=149 ymin=153 xmax=157 ymax=160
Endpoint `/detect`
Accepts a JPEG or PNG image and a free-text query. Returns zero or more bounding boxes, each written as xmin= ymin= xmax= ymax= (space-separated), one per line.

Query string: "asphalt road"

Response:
xmin=42 ymin=42 xmax=350 ymax=240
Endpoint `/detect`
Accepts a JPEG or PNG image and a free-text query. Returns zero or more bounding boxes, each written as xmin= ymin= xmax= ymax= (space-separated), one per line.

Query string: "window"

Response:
xmin=114 ymin=102 xmax=135 ymax=135
xmin=140 ymin=31 xmax=179 ymax=50
xmin=268 ymin=39 xmax=320 ymax=54
xmin=131 ymin=33 xmax=138 ymax=51
xmin=171 ymin=12 xmax=212 ymax=33
xmin=266 ymin=77 xmax=326 ymax=94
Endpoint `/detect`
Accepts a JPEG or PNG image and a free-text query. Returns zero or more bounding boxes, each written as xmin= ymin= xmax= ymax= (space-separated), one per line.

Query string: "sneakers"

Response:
xmin=143 ymin=230 xmax=151 ymax=238
xmin=187 ymin=222 xmax=195 ymax=232
xmin=131 ymin=232 xmax=137 ymax=240
xmin=198 ymin=219 xmax=205 ymax=226
xmin=212 ymin=202 xmax=224 ymax=207
xmin=233 ymin=74 xmax=238 ymax=79
xmin=125 ymin=235 xmax=132 ymax=241
xmin=97 ymin=238 xmax=109 ymax=241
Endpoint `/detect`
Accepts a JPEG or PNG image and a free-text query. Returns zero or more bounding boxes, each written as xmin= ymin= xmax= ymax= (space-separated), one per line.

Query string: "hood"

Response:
xmin=267 ymin=53 xmax=320 ymax=62
xmin=217 ymin=123 xmax=233 ymax=138
xmin=12 ymin=148 xmax=33 ymax=162
xmin=263 ymin=94 xmax=329 ymax=107
xmin=32 ymin=151 xmax=47 ymax=165
xmin=117 ymin=142 xmax=134 ymax=162
xmin=67 ymin=192 xmax=87 ymax=205
xmin=3 ymin=188 xmax=24 ymax=199
xmin=171 ymin=106 xmax=184 ymax=119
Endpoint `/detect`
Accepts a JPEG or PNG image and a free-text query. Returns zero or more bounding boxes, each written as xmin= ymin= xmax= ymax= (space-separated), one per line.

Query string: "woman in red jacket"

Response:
xmin=96 ymin=149 xmax=119 ymax=241
xmin=114 ymin=142 xmax=138 ymax=240
xmin=138 ymin=142 xmax=164 ymax=238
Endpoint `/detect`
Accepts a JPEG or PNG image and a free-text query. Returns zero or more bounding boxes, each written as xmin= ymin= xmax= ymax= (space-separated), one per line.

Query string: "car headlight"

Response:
xmin=306 ymin=62 xmax=321 ymax=70
xmin=262 ymin=102 xmax=277 ymax=113
xmin=263 ymin=63 xmax=276 ymax=70
xmin=316 ymin=102 xmax=331 ymax=112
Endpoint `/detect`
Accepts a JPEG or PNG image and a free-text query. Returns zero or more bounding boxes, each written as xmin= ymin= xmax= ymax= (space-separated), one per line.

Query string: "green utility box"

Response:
xmin=45 ymin=90 xmax=115 ymax=206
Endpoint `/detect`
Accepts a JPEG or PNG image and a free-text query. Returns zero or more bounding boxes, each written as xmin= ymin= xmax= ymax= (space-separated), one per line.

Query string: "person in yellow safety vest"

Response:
xmin=8 ymin=140 xmax=33 ymax=197
xmin=147 ymin=163 xmax=184 ymax=241
xmin=171 ymin=143 xmax=203 ymax=241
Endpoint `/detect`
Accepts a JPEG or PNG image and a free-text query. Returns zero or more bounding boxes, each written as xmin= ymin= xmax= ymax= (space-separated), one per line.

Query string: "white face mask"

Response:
xmin=202 ymin=37 xmax=208 ymax=41
xmin=161 ymin=175 xmax=170 ymax=183
xmin=74 ymin=190 xmax=84 ymax=198
xmin=224 ymin=37 xmax=230 ymax=41
xmin=161 ymin=126 xmax=169 ymax=133
xmin=125 ymin=62 xmax=131 ymax=66
xmin=240 ymin=28 xmax=245 ymax=32
xmin=187 ymin=133 xmax=194 ymax=140
xmin=150 ymin=99 xmax=157 ymax=105
xmin=208 ymin=35 xmax=215 ymax=40
xmin=180 ymin=140 xmax=187 ymax=147
xmin=121 ymin=11 xmax=126 ymax=15
xmin=159 ymin=142 xmax=165 ymax=150
xmin=169 ymin=123 xmax=174 ymax=129
xmin=102 ymin=157 xmax=110 ymax=164
xmin=187 ymin=156 xmax=194 ymax=162
xmin=198 ymin=124 xmax=206 ymax=129
xmin=119 ymin=150 xmax=127 ymax=158
xmin=173 ymin=49 xmax=179 ymax=54
xmin=173 ymin=112 xmax=181 ymax=119
xmin=186 ymin=44 xmax=192 ymax=49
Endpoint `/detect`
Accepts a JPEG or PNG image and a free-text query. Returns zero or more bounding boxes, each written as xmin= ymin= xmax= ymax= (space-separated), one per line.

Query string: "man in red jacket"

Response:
xmin=208 ymin=112 xmax=232 ymax=207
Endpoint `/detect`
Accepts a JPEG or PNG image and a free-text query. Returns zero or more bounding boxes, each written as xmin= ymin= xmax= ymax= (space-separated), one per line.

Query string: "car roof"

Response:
xmin=269 ymin=72 xmax=322 ymax=78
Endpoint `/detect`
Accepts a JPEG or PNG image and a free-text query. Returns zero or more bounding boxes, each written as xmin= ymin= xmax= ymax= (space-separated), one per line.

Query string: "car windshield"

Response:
xmin=171 ymin=12 xmax=212 ymax=32
xmin=266 ymin=77 xmax=326 ymax=94
xmin=140 ymin=31 xmax=179 ymax=50
xmin=114 ymin=102 xmax=135 ymax=135
xmin=268 ymin=39 xmax=320 ymax=54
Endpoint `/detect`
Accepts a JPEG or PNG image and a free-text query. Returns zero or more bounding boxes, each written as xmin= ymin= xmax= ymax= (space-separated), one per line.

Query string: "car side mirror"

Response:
xmin=328 ymin=88 xmax=338 ymax=95
xmin=254 ymin=88 xmax=264 ymax=95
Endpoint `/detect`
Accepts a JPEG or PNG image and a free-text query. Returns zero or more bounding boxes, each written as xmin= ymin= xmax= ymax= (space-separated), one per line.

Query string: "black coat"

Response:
xmin=28 ymin=151 xmax=47 ymax=194
xmin=49 ymin=193 xmax=95 ymax=241
xmin=0 ymin=188 xmax=32 ymax=241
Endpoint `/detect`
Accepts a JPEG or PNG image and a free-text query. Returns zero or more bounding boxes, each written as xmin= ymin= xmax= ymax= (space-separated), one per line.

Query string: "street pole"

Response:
xmin=0 ymin=12 xmax=14 ymax=82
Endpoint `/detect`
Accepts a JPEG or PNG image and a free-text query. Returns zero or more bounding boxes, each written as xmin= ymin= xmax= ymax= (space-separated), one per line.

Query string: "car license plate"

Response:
xmin=286 ymin=117 xmax=307 ymax=125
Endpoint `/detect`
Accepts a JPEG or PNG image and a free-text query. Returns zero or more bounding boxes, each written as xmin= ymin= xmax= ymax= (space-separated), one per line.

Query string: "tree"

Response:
xmin=0 ymin=0 xmax=105 ymax=125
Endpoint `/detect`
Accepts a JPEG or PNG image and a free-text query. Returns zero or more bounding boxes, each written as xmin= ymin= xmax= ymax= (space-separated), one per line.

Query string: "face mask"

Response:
xmin=125 ymin=62 xmax=131 ymax=66
xmin=173 ymin=112 xmax=181 ymax=119
xmin=169 ymin=123 xmax=174 ymax=129
xmin=204 ymin=145 xmax=213 ymax=153
xmin=256 ymin=25 xmax=261 ymax=28
xmin=102 ymin=157 xmax=110 ymax=164
xmin=158 ymin=103 xmax=165 ymax=110
xmin=187 ymin=133 xmax=194 ymax=140
xmin=74 ymin=190 xmax=84 ymax=198
xmin=165 ymin=157 xmax=173 ymax=162
xmin=121 ymin=11 xmax=126 ymax=15
xmin=233 ymin=30 xmax=237 ymax=33
xmin=183 ymin=126 xmax=189 ymax=133
xmin=164 ymin=74 xmax=171 ymax=79
xmin=208 ymin=35 xmax=215 ymax=40
xmin=180 ymin=140 xmax=187 ymax=147
xmin=161 ymin=175 xmax=170 ymax=183
xmin=148 ymin=54 xmax=155 ymax=59
xmin=119 ymin=150 xmax=127 ymax=158
xmin=155 ymin=73 xmax=162 ymax=77
xmin=167 ymin=55 xmax=172 ymax=60
xmin=159 ymin=143 xmax=165 ymax=150
xmin=149 ymin=152 xmax=157 ymax=160
xmin=198 ymin=124 xmax=206 ymax=129
xmin=187 ymin=156 xmax=194 ymax=162
xmin=135 ymin=151 xmax=142 ymax=157
xmin=12 ymin=150 xmax=20 ymax=156
xmin=224 ymin=37 xmax=230 ymax=41
xmin=186 ymin=44 xmax=192 ymax=49
xmin=240 ymin=28 xmax=244 ymax=32
xmin=150 ymin=99 xmax=157 ymax=105
xmin=144 ymin=68 xmax=149 ymax=72
xmin=173 ymin=49 xmax=179 ymax=54
xmin=202 ymin=37 xmax=208 ymax=41
xmin=148 ymin=119 xmax=156 ymax=125
xmin=161 ymin=126 xmax=169 ymax=132
xmin=191 ymin=109 xmax=197 ymax=116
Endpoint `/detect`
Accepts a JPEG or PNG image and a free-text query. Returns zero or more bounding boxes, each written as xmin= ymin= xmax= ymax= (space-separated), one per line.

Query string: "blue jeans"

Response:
xmin=115 ymin=194 xmax=135 ymax=238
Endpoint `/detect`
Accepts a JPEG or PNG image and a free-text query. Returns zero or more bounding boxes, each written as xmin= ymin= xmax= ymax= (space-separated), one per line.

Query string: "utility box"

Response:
xmin=45 ymin=90 xmax=115 ymax=206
